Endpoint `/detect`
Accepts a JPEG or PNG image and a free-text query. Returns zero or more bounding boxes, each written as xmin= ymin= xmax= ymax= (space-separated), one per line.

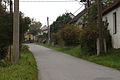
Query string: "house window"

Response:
xmin=113 ymin=12 xmax=117 ymax=34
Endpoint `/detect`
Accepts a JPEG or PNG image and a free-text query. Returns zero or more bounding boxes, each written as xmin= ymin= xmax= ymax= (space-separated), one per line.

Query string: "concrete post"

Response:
xmin=12 ymin=0 xmax=19 ymax=64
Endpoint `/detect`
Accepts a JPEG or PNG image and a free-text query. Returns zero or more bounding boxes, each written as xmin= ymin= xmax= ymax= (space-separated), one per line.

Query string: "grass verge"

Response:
xmin=37 ymin=43 xmax=120 ymax=70
xmin=0 ymin=46 xmax=38 ymax=80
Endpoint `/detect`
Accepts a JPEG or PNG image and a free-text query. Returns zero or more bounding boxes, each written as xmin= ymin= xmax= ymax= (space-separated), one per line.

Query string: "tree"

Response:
xmin=0 ymin=1 xmax=13 ymax=59
xmin=20 ymin=12 xmax=31 ymax=43
xmin=0 ymin=3 xmax=31 ymax=60
xmin=50 ymin=13 xmax=73 ymax=33
xmin=29 ymin=20 xmax=42 ymax=36
xmin=0 ymin=12 xmax=13 ymax=47
xmin=80 ymin=0 xmax=112 ymax=55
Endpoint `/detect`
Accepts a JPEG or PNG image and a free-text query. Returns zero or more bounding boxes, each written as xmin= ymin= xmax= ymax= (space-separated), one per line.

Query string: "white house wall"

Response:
xmin=103 ymin=6 xmax=120 ymax=48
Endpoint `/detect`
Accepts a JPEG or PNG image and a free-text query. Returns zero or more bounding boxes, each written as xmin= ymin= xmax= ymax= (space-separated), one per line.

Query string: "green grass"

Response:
xmin=84 ymin=49 xmax=120 ymax=70
xmin=37 ymin=43 xmax=81 ymax=55
xmin=37 ymin=43 xmax=120 ymax=70
xmin=0 ymin=47 xmax=38 ymax=80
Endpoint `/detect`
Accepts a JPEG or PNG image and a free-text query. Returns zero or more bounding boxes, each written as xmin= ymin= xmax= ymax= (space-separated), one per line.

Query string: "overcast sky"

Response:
xmin=19 ymin=0 xmax=84 ymax=26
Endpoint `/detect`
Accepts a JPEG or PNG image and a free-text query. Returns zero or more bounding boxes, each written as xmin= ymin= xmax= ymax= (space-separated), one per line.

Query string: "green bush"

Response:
xmin=80 ymin=27 xmax=98 ymax=55
xmin=51 ymin=24 xmax=82 ymax=47
xmin=51 ymin=31 xmax=65 ymax=46
xmin=20 ymin=45 xmax=29 ymax=52
xmin=79 ymin=26 xmax=112 ymax=56
xmin=0 ymin=46 xmax=8 ymax=60
xmin=0 ymin=59 xmax=9 ymax=67
xmin=60 ymin=24 xmax=81 ymax=46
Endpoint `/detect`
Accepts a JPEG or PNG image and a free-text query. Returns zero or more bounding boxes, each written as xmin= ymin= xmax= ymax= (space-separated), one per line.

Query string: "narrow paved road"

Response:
xmin=28 ymin=44 xmax=120 ymax=80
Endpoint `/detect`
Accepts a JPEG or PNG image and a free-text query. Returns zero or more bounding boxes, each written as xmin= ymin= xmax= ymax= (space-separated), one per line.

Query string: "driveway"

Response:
xmin=28 ymin=44 xmax=120 ymax=80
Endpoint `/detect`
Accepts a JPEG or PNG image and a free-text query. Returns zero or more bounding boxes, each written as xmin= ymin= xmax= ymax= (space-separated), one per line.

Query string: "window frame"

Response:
xmin=113 ymin=12 xmax=117 ymax=34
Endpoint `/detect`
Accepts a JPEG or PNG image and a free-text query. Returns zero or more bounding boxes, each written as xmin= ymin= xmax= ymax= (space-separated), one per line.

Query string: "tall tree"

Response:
xmin=0 ymin=6 xmax=31 ymax=60
xmin=0 ymin=1 xmax=12 ymax=59
xmin=50 ymin=13 xmax=73 ymax=33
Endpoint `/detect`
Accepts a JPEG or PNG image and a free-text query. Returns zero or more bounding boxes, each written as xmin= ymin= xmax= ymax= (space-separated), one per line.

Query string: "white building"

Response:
xmin=103 ymin=1 xmax=120 ymax=48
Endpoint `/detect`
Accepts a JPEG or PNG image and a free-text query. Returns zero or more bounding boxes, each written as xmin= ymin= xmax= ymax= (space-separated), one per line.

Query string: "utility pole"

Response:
xmin=97 ymin=0 xmax=105 ymax=55
xmin=80 ymin=0 xmax=105 ymax=55
xmin=12 ymin=0 xmax=19 ymax=64
xmin=47 ymin=17 xmax=50 ymax=45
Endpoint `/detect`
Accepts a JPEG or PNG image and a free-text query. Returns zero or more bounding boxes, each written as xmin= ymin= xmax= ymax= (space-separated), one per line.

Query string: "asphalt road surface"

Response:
xmin=28 ymin=44 xmax=120 ymax=80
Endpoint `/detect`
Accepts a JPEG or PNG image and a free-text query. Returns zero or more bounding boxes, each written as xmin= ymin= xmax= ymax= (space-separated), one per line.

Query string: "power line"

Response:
xmin=72 ymin=0 xmax=85 ymax=15
xmin=20 ymin=0 xmax=77 ymax=2
xmin=73 ymin=4 xmax=84 ymax=14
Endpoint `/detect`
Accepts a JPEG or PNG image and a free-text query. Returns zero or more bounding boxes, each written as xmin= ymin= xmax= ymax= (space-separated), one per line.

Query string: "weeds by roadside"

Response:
xmin=0 ymin=45 xmax=38 ymax=80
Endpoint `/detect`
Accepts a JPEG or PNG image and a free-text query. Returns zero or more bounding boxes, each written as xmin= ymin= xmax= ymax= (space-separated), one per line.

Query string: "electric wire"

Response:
xmin=73 ymin=4 xmax=84 ymax=14
xmin=20 ymin=0 xmax=78 ymax=2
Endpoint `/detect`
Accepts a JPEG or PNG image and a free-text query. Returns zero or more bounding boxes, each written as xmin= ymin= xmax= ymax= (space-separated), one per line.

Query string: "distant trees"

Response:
xmin=29 ymin=20 xmax=42 ymax=36
xmin=20 ymin=12 xmax=31 ymax=43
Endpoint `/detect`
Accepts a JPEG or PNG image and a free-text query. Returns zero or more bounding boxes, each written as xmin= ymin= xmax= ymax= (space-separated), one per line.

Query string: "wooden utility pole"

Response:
xmin=97 ymin=0 xmax=105 ymax=55
xmin=12 ymin=0 xmax=19 ymax=64
xmin=47 ymin=17 xmax=50 ymax=45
